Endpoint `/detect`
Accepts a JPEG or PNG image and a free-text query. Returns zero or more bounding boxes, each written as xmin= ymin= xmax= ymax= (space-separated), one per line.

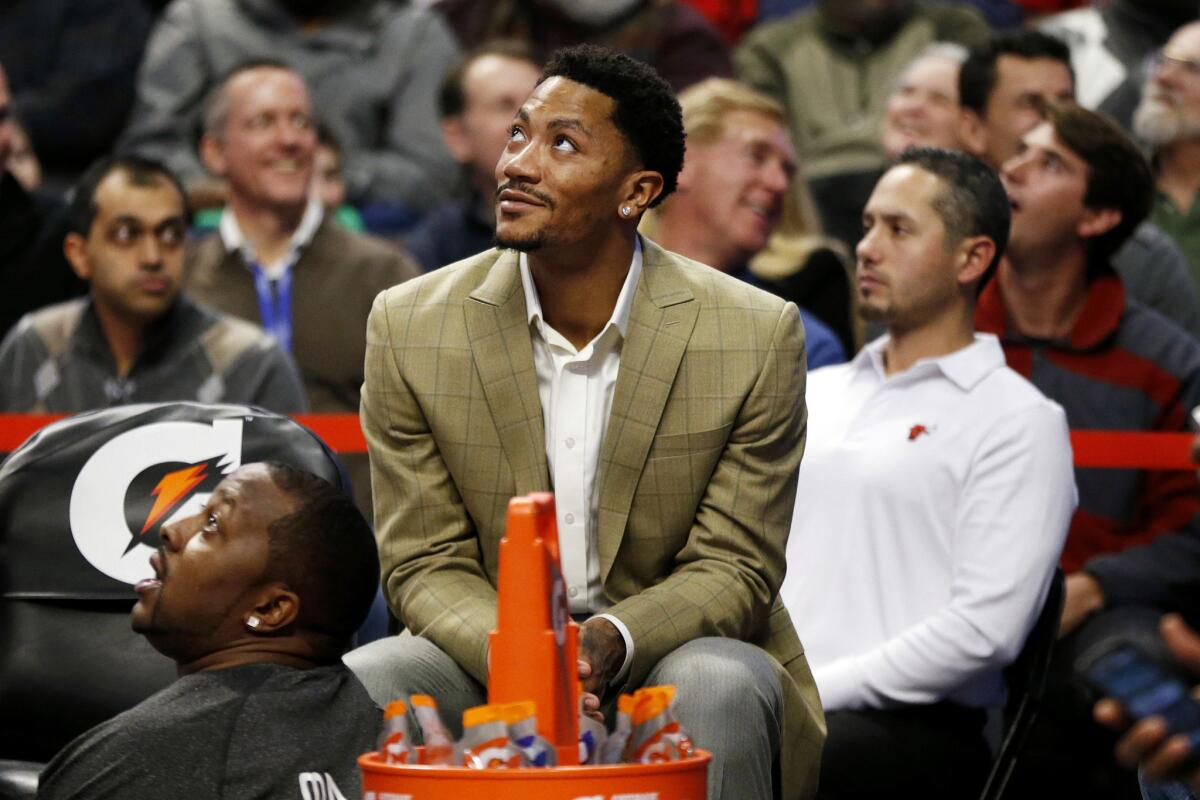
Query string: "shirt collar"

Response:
xmin=519 ymin=237 xmax=643 ymax=341
xmin=975 ymin=267 xmax=1125 ymax=351
xmin=852 ymin=332 xmax=1007 ymax=391
xmin=219 ymin=196 xmax=324 ymax=274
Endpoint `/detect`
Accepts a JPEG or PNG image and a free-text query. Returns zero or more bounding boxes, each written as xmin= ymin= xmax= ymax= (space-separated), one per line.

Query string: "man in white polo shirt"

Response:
xmin=781 ymin=147 xmax=1077 ymax=800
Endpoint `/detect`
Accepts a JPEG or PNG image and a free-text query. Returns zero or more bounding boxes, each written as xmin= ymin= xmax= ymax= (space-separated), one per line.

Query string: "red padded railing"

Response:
xmin=0 ymin=415 xmax=1195 ymax=469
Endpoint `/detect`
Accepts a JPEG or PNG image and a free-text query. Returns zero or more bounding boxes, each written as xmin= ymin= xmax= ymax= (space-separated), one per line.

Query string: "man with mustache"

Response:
xmin=345 ymin=45 xmax=824 ymax=800
xmin=1136 ymin=21 xmax=1200 ymax=288
xmin=36 ymin=462 xmax=383 ymax=800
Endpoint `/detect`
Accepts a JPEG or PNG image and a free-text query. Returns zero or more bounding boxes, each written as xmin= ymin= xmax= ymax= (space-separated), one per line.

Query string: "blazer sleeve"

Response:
xmin=361 ymin=290 xmax=497 ymax=683
xmin=607 ymin=301 xmax=808 ymax=687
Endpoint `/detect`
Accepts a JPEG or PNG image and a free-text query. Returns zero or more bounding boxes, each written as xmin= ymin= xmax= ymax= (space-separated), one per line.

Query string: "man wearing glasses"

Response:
xmin=0 ymin=154 xmax=305 ymax=413
xmin=1136 ymin=21 xmax=1200 ymax=288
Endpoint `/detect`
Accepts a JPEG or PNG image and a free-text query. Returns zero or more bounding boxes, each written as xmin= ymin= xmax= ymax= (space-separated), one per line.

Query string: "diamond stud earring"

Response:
xmin=246 ymin=616 xmax=261 ymax=630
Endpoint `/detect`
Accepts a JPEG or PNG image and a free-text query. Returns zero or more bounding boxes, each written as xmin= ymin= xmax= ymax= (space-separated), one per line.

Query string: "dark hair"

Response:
xmin=202 ymin=58 xmax=297 ymax=137
xmin=895 ymin=147 xmax=1011 ymax=290
xmin=68 ymin=154 xmax=189 ymax=235
xmin=540 ymin=44 xmax=685 ymax=207
xmin=261 ymin=462 xmax=379 ymax=644
xmin=1042 ymin=102 xmax=1153 ymax=262
xmin=439 ymin=39 xmax=540 ymax=118
xmin=960 ymin=30 xmax=1073 ymax=115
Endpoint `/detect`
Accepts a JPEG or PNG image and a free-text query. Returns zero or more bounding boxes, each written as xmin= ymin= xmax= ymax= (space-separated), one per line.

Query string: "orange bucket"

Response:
xmin=359 ymin=748 xmax=711 ymax=799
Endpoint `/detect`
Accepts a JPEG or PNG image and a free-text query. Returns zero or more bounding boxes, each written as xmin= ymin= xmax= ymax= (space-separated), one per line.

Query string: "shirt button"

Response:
xmin=568 ymin=586 xmax=579 ymax=598
xmin=565 ymin=512 xmax=575 ymax=524
xmin=565 ymin=437 xmax=576 ymax=449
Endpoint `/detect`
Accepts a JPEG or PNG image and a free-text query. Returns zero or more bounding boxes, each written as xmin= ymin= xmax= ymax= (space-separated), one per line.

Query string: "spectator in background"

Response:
xmin=0 ymin=62 xmax=84 ymax=341
xmin=881 ymin=44 xmax=970 ymax=161
xmin=0 ymin=155 xmax=305 ymax=414
xmin=0 ymin=0 xmax=152 ymax=187
xmin=36 ymin=462 xmax=382 ymax=800
xmin=976 ymin=103 xmax=1200 ymax=799
xmin=405 ymin=41 xmax=541 ymax=272
xmin=185 ymin=63 xmax=419 ymax=515
xmin=312 ymin=125 xmax=365 ymax=233
xmin=648 ymin=78 xmax=849 ymax=363
xmin=961 ymin=30 xmax=1200 ymax=339
xmin=734 ymin=0 xmax=990 ymax=251
xmin=1135 ymin=21 xmax=1200 ymax=290
xmin=433 ymin=0 xmax=732 ymax=93
xmin=121 ymin=0 xmax=459 ymax=215
xmin=1040 ymin=0 xmax=1196 ymax=132
xmin=785 ymin=147 xmax=1074 ymax=800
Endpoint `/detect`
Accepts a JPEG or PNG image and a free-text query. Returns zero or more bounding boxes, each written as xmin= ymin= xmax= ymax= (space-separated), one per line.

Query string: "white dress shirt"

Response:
xmin=782 ymin=334 xmax=1077 ymax=711
xmin=519 ymin=239 xmax=642 ymax=679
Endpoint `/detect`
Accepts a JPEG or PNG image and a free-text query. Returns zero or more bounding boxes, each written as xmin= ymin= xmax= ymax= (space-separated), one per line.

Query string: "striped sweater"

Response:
xmin=975 ymin=269 xmax=1200 ymax=573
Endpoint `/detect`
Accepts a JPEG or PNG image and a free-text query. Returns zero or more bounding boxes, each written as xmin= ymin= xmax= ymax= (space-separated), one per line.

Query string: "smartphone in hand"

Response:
xmin=1085 ymin=643 xmax=1200 ymax=752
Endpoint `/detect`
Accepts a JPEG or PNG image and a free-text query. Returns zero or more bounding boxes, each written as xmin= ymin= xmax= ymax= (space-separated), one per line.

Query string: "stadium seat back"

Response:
xmin=0 ymin=402 xmax=349 ymax=762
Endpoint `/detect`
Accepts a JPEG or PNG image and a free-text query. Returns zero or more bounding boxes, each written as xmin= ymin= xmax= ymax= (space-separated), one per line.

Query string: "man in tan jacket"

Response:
xmin=345 ymin=45 xmax=824 ymax=800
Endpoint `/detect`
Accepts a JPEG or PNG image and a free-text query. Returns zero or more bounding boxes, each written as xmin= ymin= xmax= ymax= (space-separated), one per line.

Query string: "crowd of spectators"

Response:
xmin=6 ymin=0 xmax=1200 ymax=798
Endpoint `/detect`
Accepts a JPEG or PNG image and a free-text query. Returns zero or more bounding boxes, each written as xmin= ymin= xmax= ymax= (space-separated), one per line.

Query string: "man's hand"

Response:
xmin=579 ymin=617 xmax=626 ymax=694
xmin=1060 ymin=571 xmax=1106 ymax=637
xmin=1095 ymin=615 xmax=1200 ymax=787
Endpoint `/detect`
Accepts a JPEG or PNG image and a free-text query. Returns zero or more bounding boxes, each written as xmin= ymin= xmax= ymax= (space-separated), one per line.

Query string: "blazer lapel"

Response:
xmin=464 ymin=251 xmax=550 ymax=495
xmin=596 ymin=239 xmax=698 ymax=580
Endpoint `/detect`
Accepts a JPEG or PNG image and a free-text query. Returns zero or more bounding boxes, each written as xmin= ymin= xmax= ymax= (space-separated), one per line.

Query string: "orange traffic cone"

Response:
xmin=488 ymin=492 xmax=581 ymax=766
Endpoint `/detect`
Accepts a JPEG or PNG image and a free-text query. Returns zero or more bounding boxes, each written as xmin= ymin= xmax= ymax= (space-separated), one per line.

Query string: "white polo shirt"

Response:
xmin=782 ymin=334 xmax=1077 ymax=711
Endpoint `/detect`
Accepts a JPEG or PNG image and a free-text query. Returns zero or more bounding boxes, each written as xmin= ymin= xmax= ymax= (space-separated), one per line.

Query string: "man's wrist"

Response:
xmin=594 ymin=613 xmax=634 ymax=685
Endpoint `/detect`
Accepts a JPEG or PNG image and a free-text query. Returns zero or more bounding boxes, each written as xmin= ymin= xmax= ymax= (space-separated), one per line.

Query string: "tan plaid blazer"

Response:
xmin=362 ymin=238 xmax=825 ymax=797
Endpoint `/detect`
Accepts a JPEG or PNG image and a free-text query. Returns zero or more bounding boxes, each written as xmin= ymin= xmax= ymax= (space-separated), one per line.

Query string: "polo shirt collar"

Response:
xmin=853 ymin=332 xmax=1007 ymax=391
xmin=519 ymin=236 xmax=643 ymax=342
xmin=975 ymin=267 xmax=1125 ymax=351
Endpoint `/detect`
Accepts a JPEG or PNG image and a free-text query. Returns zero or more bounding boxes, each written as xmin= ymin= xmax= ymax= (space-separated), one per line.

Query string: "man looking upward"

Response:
xmin=37 ymin=462 xmax=383 ymax=800
xmin=345 ymin=45 xmax=824 ymax=800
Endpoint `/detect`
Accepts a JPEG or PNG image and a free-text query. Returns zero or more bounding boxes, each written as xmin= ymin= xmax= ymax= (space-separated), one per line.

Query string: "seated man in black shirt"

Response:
xmin=36 ymin=462 xmax=383 ymax=800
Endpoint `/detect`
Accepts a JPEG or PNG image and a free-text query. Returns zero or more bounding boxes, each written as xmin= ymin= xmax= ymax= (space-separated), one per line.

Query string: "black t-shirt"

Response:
xmin=36 ymin=663 xmax=382 ymax=800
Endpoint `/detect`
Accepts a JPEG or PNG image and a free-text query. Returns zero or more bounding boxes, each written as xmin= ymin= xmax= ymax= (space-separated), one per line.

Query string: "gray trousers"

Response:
xmin=345 ymin=634 xmax=782 ymax=800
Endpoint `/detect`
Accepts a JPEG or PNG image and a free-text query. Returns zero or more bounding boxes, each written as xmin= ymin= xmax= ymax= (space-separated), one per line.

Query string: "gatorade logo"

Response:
xmin=69 ymin=419 xmax=243 ymax=584
xmin=297 ymin=772 xmax=347 ymax=800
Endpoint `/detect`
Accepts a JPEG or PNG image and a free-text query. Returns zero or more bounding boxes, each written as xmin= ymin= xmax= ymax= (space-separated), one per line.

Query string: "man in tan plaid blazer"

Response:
xmin=345 ymin=46 xmax=824 ymax=799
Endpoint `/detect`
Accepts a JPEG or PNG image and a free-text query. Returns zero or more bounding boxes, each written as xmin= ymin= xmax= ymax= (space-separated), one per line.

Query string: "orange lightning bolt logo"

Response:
xmin=141 ymin=463 xmax=212 ymax=534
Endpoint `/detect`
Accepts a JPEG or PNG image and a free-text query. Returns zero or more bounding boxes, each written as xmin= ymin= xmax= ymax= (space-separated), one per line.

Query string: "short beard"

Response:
xmin=1134 ymin=94 xmax=1200 ymax=147
xmin=495 ymin=229 xmax=547 ymax=252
